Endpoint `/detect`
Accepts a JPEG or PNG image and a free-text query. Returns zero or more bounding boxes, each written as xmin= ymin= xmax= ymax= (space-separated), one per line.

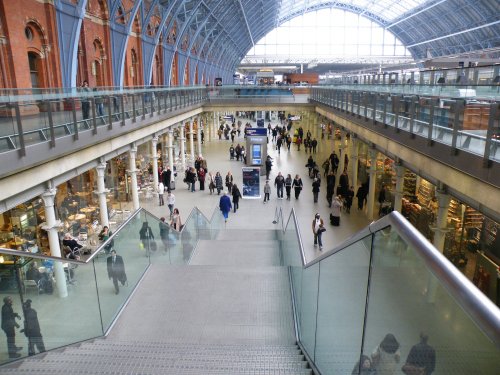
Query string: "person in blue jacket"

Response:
xmin=219 ymin=191 xmax=232 ymax=223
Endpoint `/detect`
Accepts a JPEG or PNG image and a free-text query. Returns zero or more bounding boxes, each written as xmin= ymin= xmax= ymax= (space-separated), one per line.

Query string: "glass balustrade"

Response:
xmin=313 ymin=88 xmax=500 ymax=162
xmin=279 ymin=210 xmax=500 ymax=375
xmin=0 ymin=86 xmax=207 ymax=156
xmin=0 ymin=205 xmax=216 ymax=365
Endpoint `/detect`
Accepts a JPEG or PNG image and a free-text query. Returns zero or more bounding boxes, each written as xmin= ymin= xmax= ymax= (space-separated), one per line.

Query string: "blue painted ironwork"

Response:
xmin=54 ymin=0 xmax=88 ymax=88
xmin=109 ymin=0 xmax=142 ymax=87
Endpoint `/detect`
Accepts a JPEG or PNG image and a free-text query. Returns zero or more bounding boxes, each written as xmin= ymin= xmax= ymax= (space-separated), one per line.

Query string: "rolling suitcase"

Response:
xmin=169 ymin=180 xmax=175 ymax=191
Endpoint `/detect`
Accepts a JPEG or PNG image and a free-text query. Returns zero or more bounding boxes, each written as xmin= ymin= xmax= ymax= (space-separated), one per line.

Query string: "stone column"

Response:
xmin=367 ymin=148 xmax=378 ymax=220
xmin=95 ymin=162 xmax=109 ymax=228
xmin=167 ymin=129 xmax=174 ymax=180
xmin=393 ymin=163 xmax=405 ymax=213
xmin=197 ymin=115 xmax=203 ymax=158
xmin=41 ymin=187 xmax=68 ymax=298
xmin=350 ymin=137 xmax=359 ymax=190
xmin=179 ymin=123 xmax=186 ymax=171
xmin=189 ymin=117 xmax=195 ymax=164
xmin=151 ymin=136 xmax=159 ymax=192
xmin=161 ymin=134 xmax=168 ymax=169
xmin=128 ymin=145 xmax=140 ymax=211
xmin=427 ymin=189 xmax=451 ymax=302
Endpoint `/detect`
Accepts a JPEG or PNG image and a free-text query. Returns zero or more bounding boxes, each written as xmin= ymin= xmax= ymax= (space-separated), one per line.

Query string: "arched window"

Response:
xmin=28 ymin=52 xmax=40 ymax=88
xmin=245 ymin=8 xmax=411 ymax=63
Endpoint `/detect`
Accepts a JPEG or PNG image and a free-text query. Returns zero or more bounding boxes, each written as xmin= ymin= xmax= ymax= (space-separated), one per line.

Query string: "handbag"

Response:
xmin=402 ymin=363 xmax=425 ymax=375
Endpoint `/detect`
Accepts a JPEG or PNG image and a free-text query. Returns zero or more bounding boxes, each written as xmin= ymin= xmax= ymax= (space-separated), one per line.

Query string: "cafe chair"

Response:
xmin=23 ymin=279 xmax=40 ymax=295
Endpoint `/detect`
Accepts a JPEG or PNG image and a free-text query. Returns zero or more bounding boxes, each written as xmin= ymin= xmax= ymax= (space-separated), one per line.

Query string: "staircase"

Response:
xmin=2 ymin=341 xmax=311 ymax=374
xmin=1 ymin=229 xmax=312 ymax=374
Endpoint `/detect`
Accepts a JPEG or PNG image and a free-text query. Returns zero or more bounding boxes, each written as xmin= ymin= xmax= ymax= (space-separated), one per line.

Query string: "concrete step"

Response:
xmin=215 ymin=229 xmax=277 ymax=241
xmin=191 ymin=239 xmax=280 ymax=266
xmin=2 ymin=366 xmax=313 ymax=375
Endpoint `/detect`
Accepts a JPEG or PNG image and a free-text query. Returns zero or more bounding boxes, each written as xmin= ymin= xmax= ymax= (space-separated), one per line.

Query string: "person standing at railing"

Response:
xmin=80 ymin=81 xmax=90 ymax=120
xmin=94 ymin=88 xmax=104 ymax=117
xmin=1 ymin=296 xmax=22 ymax=358
xmin=21 ymin=299 xmax=45 ymax=356
xmin=402 ymin=333 xmax=436 ymax=375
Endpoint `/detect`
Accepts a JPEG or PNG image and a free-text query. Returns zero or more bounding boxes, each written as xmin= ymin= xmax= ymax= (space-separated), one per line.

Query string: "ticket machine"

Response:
xmin=245 ymin=128 xmax=268 ymax=176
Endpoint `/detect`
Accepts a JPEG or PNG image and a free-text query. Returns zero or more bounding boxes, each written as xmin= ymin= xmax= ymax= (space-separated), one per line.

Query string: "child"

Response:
xmin=263 ymin=180 xmax=271 ymax=203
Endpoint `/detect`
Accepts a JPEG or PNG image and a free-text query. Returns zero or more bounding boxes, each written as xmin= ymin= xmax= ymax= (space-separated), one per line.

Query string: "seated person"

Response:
xmin=98 ymin=226 xmax=113 ymax=254
xmin=26 ymin=262 xmax=42 ymax=284
xmin=62 ymin=232 xmax=83 ymax=252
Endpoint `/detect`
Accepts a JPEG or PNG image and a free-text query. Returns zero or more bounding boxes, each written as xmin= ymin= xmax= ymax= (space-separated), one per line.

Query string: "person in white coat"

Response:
xmin=166 ymin=191 xmax=175 ymax=218
xmin=158 ymin=182 xmax=165 ymax=206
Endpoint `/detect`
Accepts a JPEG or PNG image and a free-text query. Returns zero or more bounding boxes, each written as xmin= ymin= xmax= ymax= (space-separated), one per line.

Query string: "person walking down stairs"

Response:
xmin=219 ymin=191 xmax=232 ymax=223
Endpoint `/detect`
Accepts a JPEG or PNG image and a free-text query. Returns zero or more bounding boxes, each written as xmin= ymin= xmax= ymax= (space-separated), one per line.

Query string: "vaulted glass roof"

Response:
xmin=278 ymin=0 xmax=432 ymax=23
xmin=138 ymin=0 xmax=500 ymax=73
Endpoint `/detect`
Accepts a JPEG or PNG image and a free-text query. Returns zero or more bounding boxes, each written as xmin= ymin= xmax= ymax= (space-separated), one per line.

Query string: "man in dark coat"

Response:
xmin=107 ymin=250 xmax=127 ymax=294
xmin=404 ymin=333 xmax=436 ymax=375
xmin=22 ymin=299 xmax=45 ymax=356
xmin=1 ymin=296 xmax=22 ymax=358
xmin=162 ymin=167 xmax=172 ymax=189
xmin=326 ymin=171 xmax=336 ymax=207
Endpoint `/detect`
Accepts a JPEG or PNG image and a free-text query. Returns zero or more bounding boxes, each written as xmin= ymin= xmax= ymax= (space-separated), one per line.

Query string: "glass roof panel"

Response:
xmin=278 ymin=0 xmax=433 ymax=23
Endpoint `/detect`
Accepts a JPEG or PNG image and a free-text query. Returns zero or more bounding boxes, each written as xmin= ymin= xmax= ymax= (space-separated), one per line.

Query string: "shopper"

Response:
xmin=225 ymin=171 xmax=234 ymax=193
xmin=98 ymin=226 xmax=113 ymax=254
xmin=263 ymin=180 xmax=271 ymax=203
xmin=330 ymin=196 xmax=343 ymax=226
xmin=285 ymin=174 xmax=293 ymax=200
xmin=371 ymin=333 xmax=400 ymax=375
xmin=21 ymin=299 xmax=45 ymax=356
xmin=139 ymin=222 xmax=154 ymax=252
xmin=170 ymin=208 xmax=182 ymax=231
xmin=275 ymin=172 xmax=285 ymax=199
xmin=219 ymin=191 xmax=232 ymax=222
xmin=158 ymin=181 xmax=165 ymax=206
xmin=106 ymin=250 xmax=127 ymax=294
xmin=312 ymin=177 xmax=321 ymax=203
xmin=207 ymin=172 xmax=215 ymax=194
xmin=378 ymin=185 xmax=387 ymax=216
xmin=159 ymin=217 xmax=170 ymax=253
xmin=214 ymin=172 xmax=223 ymax=195
xmin=198 ymin=167 xmax=206 ymax=191
xmin=265 ymin=156 xmax=273 ymax=180
xmin=232 ymin=184 xmax=242 ymax=213
xmin=292 ymin=174 xmax=303 ymax=199
xmin=402 ymin=333 xmax=436 ymax=375
xmin=356 ymin=185 xmax=367 ymax=210
xmin=326 ymin=171 xmax=336 ymax=207
xmin=345 ymin=186 xmax=355 ymax=213
xmin=1 ymin=296 xmax=22 ymax=358
xmin=166 ymin=190 xmax=175 ymax=218
xmin=312 ymin=213 xmax=325 ymax=250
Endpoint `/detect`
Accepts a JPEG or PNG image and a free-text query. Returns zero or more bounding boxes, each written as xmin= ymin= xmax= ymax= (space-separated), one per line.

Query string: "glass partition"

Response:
xmin=94 ymin=210 xmax=151 ymax=331
xmin=279 ymin=209 xmax=500 ymax=375
xmin=315 ymin=236 xmax=372 ymax=374
xmin=0 ymin=254 xmax=103 ymax=364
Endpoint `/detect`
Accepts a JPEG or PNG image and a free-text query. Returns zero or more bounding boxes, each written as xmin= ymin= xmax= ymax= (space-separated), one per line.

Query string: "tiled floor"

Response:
xmin=140 ymin=115 xmax=371 ymax=264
